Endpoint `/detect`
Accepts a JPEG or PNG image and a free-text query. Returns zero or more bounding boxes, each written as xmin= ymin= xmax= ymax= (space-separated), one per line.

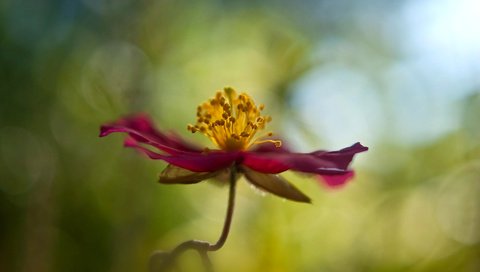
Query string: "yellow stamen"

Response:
xmin=253 ymin=139 xmax=282 ymax=148
xmin=187 ymin=87 xmax=281 ymax=151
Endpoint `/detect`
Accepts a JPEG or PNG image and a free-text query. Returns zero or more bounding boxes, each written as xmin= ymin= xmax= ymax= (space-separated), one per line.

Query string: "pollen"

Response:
xmin=187 ymin=87 xmax=281 ymax=151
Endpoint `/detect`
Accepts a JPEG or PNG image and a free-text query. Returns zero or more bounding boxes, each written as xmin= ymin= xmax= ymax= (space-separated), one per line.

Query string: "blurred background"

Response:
xmin=1 ymin=0 xmax=480 ymax=271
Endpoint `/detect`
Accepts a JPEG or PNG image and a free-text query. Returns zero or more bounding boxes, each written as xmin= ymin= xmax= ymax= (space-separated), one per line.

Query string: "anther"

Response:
xmin=224 ymin=86 xmax=234 ymax=94
xmin=187 ymin=124 xmax=198 ymax=133
xmin=188 ymin=89 xmax=276 ymax=151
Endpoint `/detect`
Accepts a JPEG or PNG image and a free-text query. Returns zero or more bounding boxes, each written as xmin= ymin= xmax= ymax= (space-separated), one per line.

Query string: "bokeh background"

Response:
xmin=1 ymin=0 xmax=480 ymax=271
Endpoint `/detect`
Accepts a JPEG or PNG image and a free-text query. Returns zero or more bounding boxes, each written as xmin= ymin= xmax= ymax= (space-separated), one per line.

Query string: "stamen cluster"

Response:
xmin=187 ymin=87 xmax=280 ymax=151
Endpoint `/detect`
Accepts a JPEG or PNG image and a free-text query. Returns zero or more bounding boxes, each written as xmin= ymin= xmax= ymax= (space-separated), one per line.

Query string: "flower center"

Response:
xmin=188 ymin=87 xmax=282 ymax=151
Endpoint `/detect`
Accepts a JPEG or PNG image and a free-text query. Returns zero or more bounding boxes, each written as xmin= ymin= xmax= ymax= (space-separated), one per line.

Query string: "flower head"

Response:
xmin=100 ymin=87 xmax=368 ymax=203
xmin=187 ymin=87 xmax=280 ymax=151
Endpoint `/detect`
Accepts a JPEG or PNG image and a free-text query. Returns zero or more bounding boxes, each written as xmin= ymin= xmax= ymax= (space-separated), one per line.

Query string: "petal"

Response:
xmin=311 ymin=142 xmax=368 ymax=170
xmin=159 ymin=164 xmax=221 ymax=184
xmin=100 ymin=113 xmax=202 ymax=154
xmin=242 ymin=167 xmax=311 ymax=203
xmin=319 ymin=171 xmax=355 ymax=188
xmin=125 ymin=137 xmax=238 ymax=172
xmin=241 ymin=152 xmax=290 ymax=173
xmin=243 ymin=142 xmax=368 ymax=175
xmin=242 ymin=151 xmax=342 ymax=174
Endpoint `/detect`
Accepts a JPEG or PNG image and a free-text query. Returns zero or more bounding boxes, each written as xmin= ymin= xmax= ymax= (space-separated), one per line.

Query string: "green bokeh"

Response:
xmin=1 ymin=1 xmax=479 ymax=271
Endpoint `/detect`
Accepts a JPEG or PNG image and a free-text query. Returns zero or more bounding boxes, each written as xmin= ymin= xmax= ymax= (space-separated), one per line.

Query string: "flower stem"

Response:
xmin=208 ymin=165 xmax=237 ymax=251
xmin=150 ymin=165 xmax=238 ymax=272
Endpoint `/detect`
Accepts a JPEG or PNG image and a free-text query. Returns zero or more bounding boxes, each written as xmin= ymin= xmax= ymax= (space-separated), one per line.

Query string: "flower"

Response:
xmin=100 ymin=87 xmax=368 ymax=203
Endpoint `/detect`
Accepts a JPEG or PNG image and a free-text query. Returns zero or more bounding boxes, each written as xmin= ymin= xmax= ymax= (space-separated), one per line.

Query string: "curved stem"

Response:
xmin=151 ymin=165 xmax=238 ymax=271
xmin=208 ymin=165 xmax=237 ymax=251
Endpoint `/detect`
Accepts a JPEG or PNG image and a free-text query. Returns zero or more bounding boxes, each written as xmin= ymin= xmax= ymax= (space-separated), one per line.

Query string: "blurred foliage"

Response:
xmin=1 ymin=0 xmax=479 ymax=271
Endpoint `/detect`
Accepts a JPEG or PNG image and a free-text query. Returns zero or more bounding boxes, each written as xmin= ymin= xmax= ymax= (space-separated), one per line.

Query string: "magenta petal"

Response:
xmin=124 ymin=137 xmax=238 ymax=172
xmin=100 ymin=114 xmax=202 ymax=154
xmin=161 ymin=152 xmax=238 ymax=172
xmin=242 ymin=152 xmax=296 ymax=174
xmin=243 ymin=152 xmax=345 ymax=174
xmin=243 ymin=142 xmax=367 ymax=175
xmin=311 ymin=142 xmax=368 ymax=170
xmin=319 ymin=171 xmax=355 ymax=188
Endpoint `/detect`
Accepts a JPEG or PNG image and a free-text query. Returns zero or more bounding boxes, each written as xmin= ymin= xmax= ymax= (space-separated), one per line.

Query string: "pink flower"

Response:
xmin=100 ymin=87 xmax=368 ymax=203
